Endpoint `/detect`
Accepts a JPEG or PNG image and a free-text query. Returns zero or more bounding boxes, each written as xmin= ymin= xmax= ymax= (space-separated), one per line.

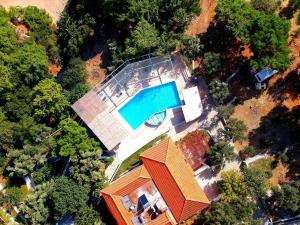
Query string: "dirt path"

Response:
xmin=186 ymin=0 xmax=218 ymax=36
xmin=0 ymin=0 xmax=68 ymax=22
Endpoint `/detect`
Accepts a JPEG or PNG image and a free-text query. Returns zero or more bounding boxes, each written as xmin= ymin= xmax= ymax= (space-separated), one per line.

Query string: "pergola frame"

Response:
xmin=95 ymin=53 xmax=174 ymax=109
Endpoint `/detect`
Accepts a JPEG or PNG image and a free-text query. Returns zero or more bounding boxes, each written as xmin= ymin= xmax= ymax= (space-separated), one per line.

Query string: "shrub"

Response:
xmin=207 ymin=141 xmax=235 ymax=170
xmin=243 ymin=146 xmax=257 ymax=158
xmin=203 ymin=52 xmax=223 ymax=75
xmin=217 ymin=104 xmax=234 ymax=119
xmin=104 ymin=157 xmax=114 ymax=165
xmin=223 ymin=118 xmax=247 ymax=142
xmin=209 ymin=79 xmax=230 ymax=104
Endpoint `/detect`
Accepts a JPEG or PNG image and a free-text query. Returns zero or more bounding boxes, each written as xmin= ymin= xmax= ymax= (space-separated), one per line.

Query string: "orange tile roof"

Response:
xmin=140 ymin=138 xmax=210 ymax=222
xmin=101 ymin=138 xmax=210 ymax=224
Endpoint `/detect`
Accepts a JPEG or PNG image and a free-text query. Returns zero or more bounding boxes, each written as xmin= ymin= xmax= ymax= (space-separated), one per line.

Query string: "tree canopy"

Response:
xmin=200 ymin=170 xmax=256 ymax=224
xmin=208 ymin=79 xmax=230 ymax=104
xmin=12 ymin=41 xmax=50 ymax=87
xmin=50 ymin=118 xmax=101 ymax=160
xmin=207 ymin=141 xmax=235 ymax=170
xmin=223 ymin=118 xmax=247 ymax=142
xmin=32 ymin=78 xmax=69 ymax=121
xmin=50 ymin=176 xmax=89 ymax=220
xmin=216 ymin=0 xmax=290 ymax=70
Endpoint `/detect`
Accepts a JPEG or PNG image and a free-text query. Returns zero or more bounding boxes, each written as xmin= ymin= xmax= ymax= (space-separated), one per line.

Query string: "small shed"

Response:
xmin=254 ymin=67 xmax=278 ymax=83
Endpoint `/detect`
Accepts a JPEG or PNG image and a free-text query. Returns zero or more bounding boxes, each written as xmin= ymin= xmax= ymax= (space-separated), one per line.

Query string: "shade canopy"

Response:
xmin=181 ymin=87 xmax=203 ymax=123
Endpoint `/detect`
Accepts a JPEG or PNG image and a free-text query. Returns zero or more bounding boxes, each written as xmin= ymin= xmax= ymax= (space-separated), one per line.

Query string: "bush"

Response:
xmin=243 ymin=146 xmax=257 ymax=158
xmin=223 ymin=118 xmax=247 ymax=142
xmin=209 ymin=79 xmax=230 ymax=104
xmin=104 ymin=157 xmax=114 ymax=165
xmin=203 ymin=52 xmax=223 ymax=75
xmin=207 ymin=141 xmax=235 ymax=170
xmin=217 ymin=105 xmax=234 ymax=119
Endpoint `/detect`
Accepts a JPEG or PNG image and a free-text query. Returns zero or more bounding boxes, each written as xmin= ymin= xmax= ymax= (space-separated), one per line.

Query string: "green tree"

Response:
xmin=269 ymin=184 xmax=300 ymax=214
xmin=23 ymin=6 xmax=51 ymax=33
xmin=12 ymin=41 xmax=50 ymax=87
xmin=203 ymin=52 xmax=223 ymax=75
xmin=32 ymin=78 xmax=69 ymax=121
xmin=50 ymin=118 xmax=101 ymax=160
xmin=249 ymin=13 xmax=290 ymax=70
xmin=21 ymin=181 xmax=54 ymax=225
xmin=0 ymin=113 xmax=16 ymax=153
xmin=115 ymin=0 xmax=200 ymax=32
xmin=217 ymin=104 xmax=234 ymax=119
xmin=75 ymin=206 xmax=102 ymax=225
xmin=6 ymin=143 xmax=49 ymax=177
xmin=70 ymin=149 xmax=107 ymax=190
xmin=223 ymin=118 xmax=247 ymax=142
xmin=272 ymin=184 xmax=300 ymax=213
xmin=216 ymin=0 xmax=290 ymax=70
xmin=32 ymin=164 xmax=53 ymax=185
xmin=4 ymin=86 xmax=33 ymax=121
xmin=244 ymin=167 xmax=270 ymax=198
xmin=64 ymin=83 xmax=90 ymax=104
xmin=5 ymin=186 xmax=25 ymax=206
xmin=14 ymin=116 xmax=51 ymax=146
xmin=251 ymin=0 xmax=277 ymax=13
xmin=124 ymin=18 xmax=160 ymax=57
xmin=181 ymin=36 xmax=203 ymax=59
xmin=209 ymin=79 xmax=230 ymax=104
xmin=207 ymin=141 xmax=235 ymax=170
xmin=61 ymin=58 xmax=86 ymax=90
xmin=50 ymin=176 xmax=89 ymax=220
xmin=0 ymin=64 xmax=14 ymax=98
xmin=57 ymin=9 xmax=95 ymax=58
xmin=0 ymin=25 xmax=18 ymax=54
xmin=200 ymin=170 xmax=256 ymax=224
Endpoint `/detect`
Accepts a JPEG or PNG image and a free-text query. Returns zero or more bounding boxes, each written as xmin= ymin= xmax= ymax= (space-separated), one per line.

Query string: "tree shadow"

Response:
xmin=199 ymin=22 xmax=247 ymax=81
xmin=248 ymin=105 xmax=300 ymax=179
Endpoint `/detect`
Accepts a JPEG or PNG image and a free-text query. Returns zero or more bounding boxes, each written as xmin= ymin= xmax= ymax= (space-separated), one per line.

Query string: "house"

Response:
xmin=101 ymin=138 xmax=210 ymax=225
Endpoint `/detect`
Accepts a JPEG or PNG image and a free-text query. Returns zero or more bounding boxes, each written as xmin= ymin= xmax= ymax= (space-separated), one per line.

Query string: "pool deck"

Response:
xmin=105 ymin=78 xmax=225 ymax=179
xmin=72 ymin=53 xmax=225 ymax=179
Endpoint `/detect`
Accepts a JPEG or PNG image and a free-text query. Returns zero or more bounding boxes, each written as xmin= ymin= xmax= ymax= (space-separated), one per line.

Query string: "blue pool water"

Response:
xmin=118 ymin=81 xmax=182 ymax=129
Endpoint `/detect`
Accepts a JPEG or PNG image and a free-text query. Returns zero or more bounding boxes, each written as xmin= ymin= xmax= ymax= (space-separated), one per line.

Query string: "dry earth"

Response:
xmin=0 ymin=0 xmax=68 ymax=22
xmin=186 ymin=0 xmax=218 ymax=36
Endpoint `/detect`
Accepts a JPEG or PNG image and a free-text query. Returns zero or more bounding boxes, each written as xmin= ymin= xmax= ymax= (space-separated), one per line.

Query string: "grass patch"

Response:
xmin=114 ymin=134 xmax=167 ymax=180
xmin=249 ymin=157 xmax=273 ymax=174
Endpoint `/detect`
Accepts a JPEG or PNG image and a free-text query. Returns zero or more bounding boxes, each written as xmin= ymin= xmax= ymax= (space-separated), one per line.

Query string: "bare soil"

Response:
xmin=186 ymin=0 xmax=218 ymax=36
xmin=48 ymin=63 xmax=61 ymax=77
xmin=232 ymin=94 xmax=277 ymax=152
xmin=85 ymin=53 xmax=107 ymax=88
xmin=0 ymin=0 xmax=68 ymax=22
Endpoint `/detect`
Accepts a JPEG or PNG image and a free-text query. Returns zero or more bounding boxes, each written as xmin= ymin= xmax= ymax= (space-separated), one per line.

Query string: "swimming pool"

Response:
xmin=118 ymin=81 xmax=182 ymax=129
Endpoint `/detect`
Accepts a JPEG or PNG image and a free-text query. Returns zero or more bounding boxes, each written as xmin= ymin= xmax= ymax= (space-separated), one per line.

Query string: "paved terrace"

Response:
xmin=72 ymin=53 xmax=189 ymax=154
